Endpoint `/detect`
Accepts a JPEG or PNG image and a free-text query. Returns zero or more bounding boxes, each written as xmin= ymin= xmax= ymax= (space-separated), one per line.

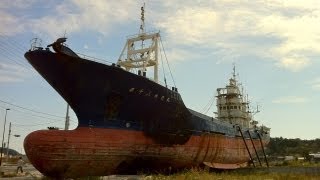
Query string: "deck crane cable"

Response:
xmin=203 ymin=96 xmax=215 ymax=115
xmin=201 ymin=94 xmax=214 ymax=112
xmin=201 ymin=97 xmax=211 ymax=113
xmin=159 ymin=37 xmax=176 ymax=88
xmin=201 ymin=94 xmax=215 ymax=114
xmin=159 ymin=42 xmax=167 ymax=87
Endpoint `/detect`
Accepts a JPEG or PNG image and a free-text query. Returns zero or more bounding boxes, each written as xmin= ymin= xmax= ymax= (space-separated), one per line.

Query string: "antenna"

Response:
xmin=139 ymin=3 xmax=145 ymax=34
xmin=232 ymin=63 xmax=236 ymax=80
xmin=253 ymin=104 xmax=260 ymax=115
xmin=241 ymin=86 xmax=244 ymax=98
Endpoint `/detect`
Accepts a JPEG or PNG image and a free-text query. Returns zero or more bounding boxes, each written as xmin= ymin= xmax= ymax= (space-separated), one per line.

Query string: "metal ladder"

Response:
xmin=238 ymin=126 xmax=269 ymax=168
xmin=237 ymin=126 xmax=255 ymax=167
xmin=256 ymin=131 xmax=269 ymax=167
xmin=247 ymin=130 xmax=262 ymax=166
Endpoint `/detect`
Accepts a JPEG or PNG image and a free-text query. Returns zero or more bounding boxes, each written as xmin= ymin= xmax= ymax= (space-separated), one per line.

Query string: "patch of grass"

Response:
xmin=146 ymin=167 xmax=320 ymax=180
xmin=76 ymin=177 xmax=102 ymax=180
xmin=41 ymin=176 xmax=103 ymax=180
xmin=270 ymin=160 xmax=320 ymax=167
xmin=283 ymin=161 xmax=320 ymax=167
xmin=1 ymin=172 xmax=17 ymax=178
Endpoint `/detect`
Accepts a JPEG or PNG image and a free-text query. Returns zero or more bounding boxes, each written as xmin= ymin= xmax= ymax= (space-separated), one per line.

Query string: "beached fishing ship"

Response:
xmin=23 ymin=5 xmax=270 ymax=178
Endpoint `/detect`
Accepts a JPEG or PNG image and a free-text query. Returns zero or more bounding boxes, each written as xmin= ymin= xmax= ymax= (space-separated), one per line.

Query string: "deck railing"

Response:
xmin=76 ymin=52 xmax=114 ymax=65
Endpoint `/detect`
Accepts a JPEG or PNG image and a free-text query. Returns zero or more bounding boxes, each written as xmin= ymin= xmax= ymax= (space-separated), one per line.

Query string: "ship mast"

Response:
xmin=117 ymin=3 xmax=160 ymax=83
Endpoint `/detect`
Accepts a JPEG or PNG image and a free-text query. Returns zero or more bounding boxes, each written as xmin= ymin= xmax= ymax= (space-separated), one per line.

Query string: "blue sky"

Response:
xmin=1 ymin=0 xmax=320 ymax=153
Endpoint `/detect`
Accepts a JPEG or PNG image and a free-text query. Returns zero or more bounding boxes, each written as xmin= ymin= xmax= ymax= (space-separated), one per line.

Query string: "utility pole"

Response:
xmin=6 ymin=122 xmax=11 ymax=161
xmin=64 ymin=104 xmax=70 ymax=130
xmin=0 ymin=108 xmax=10 ymax=166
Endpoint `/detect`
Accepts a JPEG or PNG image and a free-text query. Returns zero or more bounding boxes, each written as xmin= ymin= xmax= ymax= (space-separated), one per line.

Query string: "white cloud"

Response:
xmin=163 ymin=49 xmax=195 ymax=63
xmin=0 ymin=0 xmax=137 ymax=37
xmin=265 ymin=0 xmax=320 ymax=10
xmin=0 ymin=11 xmax=25 ymax=36
xmin=272 ymin=96 xmax=308 ymax=104
xmin=308 ymin=77 xmax=320 ymax=91
xmin=258 ymin=12 xmax=320 ymax=71
xmin=276 ymin=55 xmax=310 ymax=72
xmin=1 ymin=0 xmax=320 ymax=72
xmin=0 ymin=0 xmax=38 ymax=10
xmin=312 ymin=84 xmax=320 ymax=90
xmin=0 ymin=62 xmax=31 ymax=83
xmin=156 ymin=7 xmax=219 ymax=45
xmin=28 ymin=0 xmax=137 ymax=38
xmin=154 ymin=0 xmax=320 ymax=72
xmin=0 ymin=0 xmax=42 ymax=35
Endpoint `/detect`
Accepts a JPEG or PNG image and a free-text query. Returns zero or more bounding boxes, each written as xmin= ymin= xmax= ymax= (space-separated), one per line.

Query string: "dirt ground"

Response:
xmin=1 ymin=163 xmax=319 ymax=179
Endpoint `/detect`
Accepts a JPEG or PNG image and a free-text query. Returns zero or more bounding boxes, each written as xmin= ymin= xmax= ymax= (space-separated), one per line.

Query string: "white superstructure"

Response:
xmin=216 ymin=66 xmax=254 ymax=128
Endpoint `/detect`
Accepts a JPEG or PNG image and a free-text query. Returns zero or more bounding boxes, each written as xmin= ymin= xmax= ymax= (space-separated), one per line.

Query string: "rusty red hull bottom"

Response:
xmin=24 ymin=127 xmax=266 ymax=178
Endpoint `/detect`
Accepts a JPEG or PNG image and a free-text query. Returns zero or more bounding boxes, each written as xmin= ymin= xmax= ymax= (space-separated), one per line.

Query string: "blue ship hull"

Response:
xmin=23 ymin=47 xmax=270 ymax=178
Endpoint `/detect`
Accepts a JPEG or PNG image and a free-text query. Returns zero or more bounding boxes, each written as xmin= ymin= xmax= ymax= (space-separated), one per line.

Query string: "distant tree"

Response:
xmin=2 ymin=148 xmax=20 ymax=156
xmin=267 ymin=137 xmax=320 ymax=157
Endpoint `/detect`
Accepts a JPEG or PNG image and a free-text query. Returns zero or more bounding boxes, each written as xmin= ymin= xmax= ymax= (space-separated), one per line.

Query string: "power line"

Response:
xmin=0 ymin=35 xmax=36 ymax=72
xmin=0 ymin=35 xmax=79 ymax=128
xmin=0 ymin=104 xmax=77 ymax=127
xmin=0 ymin=44 xmax=29 ymax=66
xmin=0 ymin=34 xmax=29 ymax=52
xmin=0 ymin=102 xmax=77 ymax=123
xmin=12 ymin=120 xmax=65 ymax=127
xmin=0 ymin=105 xmax=63 ymax=121
xmin=0 ymin=99 xmax=65 ymax=118
xmin=0 ymin=34 xmax=29 ymax=60
xmin=0 ymin=46 xmax=31 ymax=69
xmin=0 ymin=38 xmax=27 ymax=57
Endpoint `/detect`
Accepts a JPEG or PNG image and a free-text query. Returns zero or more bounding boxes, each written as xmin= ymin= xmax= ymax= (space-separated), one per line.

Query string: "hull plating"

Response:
xmin=24 ymin=127 xmax=267 ymax=178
